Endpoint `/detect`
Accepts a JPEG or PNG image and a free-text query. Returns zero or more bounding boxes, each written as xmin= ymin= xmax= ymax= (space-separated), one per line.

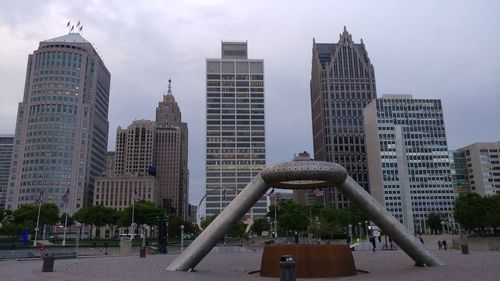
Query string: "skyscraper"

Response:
xmin=310 ymin=27 xmax=377 ymax=208
xmin=456 ymin=141 xmax=500 ymax=196
xmin=155 ymin=80 xmax=189 ymax=218
xmin=6 ymin=32 xmax=111 ymax=213
xmin=0 ymin=134 xmax=14 ymax=206
xmin=363 ymin=94 xmax=455 ymax=233
xmin=205 ymin=41 xmax=267 ymax=218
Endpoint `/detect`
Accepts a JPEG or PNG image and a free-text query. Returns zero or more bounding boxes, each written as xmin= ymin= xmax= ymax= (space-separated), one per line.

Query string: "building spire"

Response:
xmin=167 ymin=79 xmax=172 ymax=96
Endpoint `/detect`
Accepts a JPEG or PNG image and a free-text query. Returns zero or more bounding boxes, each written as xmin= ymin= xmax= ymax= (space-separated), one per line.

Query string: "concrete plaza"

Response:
xmin=0 ymin=247 xmax=499 ymax=281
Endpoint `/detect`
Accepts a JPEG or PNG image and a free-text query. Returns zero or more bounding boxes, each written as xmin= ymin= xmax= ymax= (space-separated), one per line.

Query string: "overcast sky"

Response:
xmin=0 ymin=0 xmax=499 ymax=207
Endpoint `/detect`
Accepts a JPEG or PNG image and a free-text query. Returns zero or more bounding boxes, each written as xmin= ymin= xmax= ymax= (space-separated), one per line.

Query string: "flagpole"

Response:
xmin=62 ymin=205 xmax=68 ymax=246
xmin=131 ymin=198 xmax=135 ymax=240
xmin=33 ymin=198 xmax=42 ymax=246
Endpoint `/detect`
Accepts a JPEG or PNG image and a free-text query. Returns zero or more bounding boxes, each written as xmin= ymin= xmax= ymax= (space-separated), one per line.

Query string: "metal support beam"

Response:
xmin=167 ymin=160 xmax=442 ymax=271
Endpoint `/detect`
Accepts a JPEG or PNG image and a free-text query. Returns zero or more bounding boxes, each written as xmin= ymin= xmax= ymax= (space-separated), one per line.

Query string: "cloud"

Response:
xmin=0 ymin=0 xmax=499 ymax=207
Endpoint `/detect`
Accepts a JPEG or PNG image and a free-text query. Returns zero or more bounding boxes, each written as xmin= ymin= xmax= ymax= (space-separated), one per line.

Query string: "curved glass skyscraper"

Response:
xmin=6 ymin=32 xmax=111 ymax=214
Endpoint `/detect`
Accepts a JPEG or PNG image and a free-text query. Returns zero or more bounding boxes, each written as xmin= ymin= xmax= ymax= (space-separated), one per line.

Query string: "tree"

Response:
xmin=427 ymin=212 xmax=443 ymax=233
xmin=13 ymin=203 xmax=59 ymax=233
xmin=485 ymin=195 xmax=500 ymax=235
xmin=200 ymin=214 xmax=246 ymax=238
xmin=454 ymin=193 xmax=488 ymax=232
xmin=251 ymin=218 xmax=270 ymax=236
xmin=271 ymin=201 xmax=310 ymax=236
xmin=119 ymin=201 xmax=164 ymax=227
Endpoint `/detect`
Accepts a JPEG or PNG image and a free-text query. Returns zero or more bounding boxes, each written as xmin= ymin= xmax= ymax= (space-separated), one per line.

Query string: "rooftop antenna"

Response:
xmin=167 ymin=79 xmax=172 ymax=96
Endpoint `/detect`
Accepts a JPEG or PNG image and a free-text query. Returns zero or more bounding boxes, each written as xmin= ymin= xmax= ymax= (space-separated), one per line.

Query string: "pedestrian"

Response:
xmin=378 ymin=235 xmax=382 ymax=243
xmin=346 ymin=235 xmax=351 ymax=245
xmin=438 ymin=240 xmax=442 ymax=250
xmin=442 ymin=239 xmax=447 ymax=250
xmin=370 ymin=236 xmax=376 ymax=252
xmin=419 ymin=235 xmax=424 ymax=244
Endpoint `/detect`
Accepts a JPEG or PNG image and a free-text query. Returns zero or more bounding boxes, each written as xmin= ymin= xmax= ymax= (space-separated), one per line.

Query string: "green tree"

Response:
xmin=200 ymin=214 xmax=246 ymax=238
xmin=427 ymin=212 xmax=443 ymax=233
xmin=454 ymin=193 xmax=488 ymax=232
xmin=271 ymin=201 xmax=310 ymax=236
xmin=12 ymin=203 xmax=59 ymax=238
xmin=119 ymin=201 xmax=164 ymax=227
xmin=485 ymin=195 xmax=500 ymax=235
xmin=251 ymin=218 xmax=270 ymax=236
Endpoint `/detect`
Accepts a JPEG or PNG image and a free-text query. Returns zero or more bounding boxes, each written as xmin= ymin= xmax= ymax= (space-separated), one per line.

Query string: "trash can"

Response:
xmin=42 ymin=255 xmax=55 ymax=272
xmin=279 ymin=255 xmax=296 ymax=281
xmin=461 ymin=244 xmax=469 ymax=254
xmin=139 ymin=247 xmax=146 ymax=258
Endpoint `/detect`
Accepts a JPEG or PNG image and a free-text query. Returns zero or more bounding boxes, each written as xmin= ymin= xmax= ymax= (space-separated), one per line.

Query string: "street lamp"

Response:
xmin=364 ymin=220 xmax=369 ymax=241
xmin=180 ymin=225 xmax=185 ymax=252
xmin=441 ymin=221 xmax=445 ymax=235
xmin=357 ymin=222 xmax=362 ymax=242
xmin=348 ymin=224 xmax=353 ymax=244
xmin=75 ymin=221 xmax=81 ymax=258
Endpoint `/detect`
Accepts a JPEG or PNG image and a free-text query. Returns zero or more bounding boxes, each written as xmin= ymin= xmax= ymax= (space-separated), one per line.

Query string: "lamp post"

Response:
xmin=348 ymin=224 xmax=352 ymax=244
xmin=75 ymin=221 xmax=81 ymax=258
xmin=365 ymin=220 xmax=369 ymax=241
xmin=357 ymin=222 xmax=361 ymax=242
xmin=441 ymin=221 xmax=445 ymax=235
xmin=180 ymin=225 xmax=185 ymax=252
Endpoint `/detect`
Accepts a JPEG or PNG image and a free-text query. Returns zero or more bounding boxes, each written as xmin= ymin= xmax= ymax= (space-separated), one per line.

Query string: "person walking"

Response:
xmin=370 ymin=235 xmax=376 ymax=252
xmin=438 ymin=240 xmax=442 ymax=250
xmin=442 ymin=239 xmax=447 ymax=250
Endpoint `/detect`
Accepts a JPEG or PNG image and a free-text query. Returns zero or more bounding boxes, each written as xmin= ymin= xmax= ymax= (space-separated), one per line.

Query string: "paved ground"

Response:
xmin=1 ymin=247 xmax=499 ymax=281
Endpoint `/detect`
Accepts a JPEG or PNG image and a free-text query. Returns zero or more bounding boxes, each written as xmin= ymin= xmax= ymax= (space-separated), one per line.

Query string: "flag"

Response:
xmin=76 ymin=21 xmax=80 ymax=27
xmin=313 ymin=188 xmax=324 ymax=197
xmin=62 ymin=188 xmax=70 ymax=204
xmin=133 ymin=190 xmax=140 ymax=202
xmin=267 ymin=188 xmax=276 ymax=204
xmin=70 ymin=25 xmax=74 ymax=32
xmin=34 ymin=191 xmax=44 ymax=205
xmin=67 ymin=21 xmax=71 ymax=27
xmin=79 ymin=26 xmax=83 ymax=32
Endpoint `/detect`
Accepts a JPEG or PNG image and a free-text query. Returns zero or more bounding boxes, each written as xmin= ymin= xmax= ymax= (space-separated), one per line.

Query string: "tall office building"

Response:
xmin=114 ymin=120 xmax=156 ymax=176
xmin=310 ymin=27 xmax=377 ymax=208
xmin=155 ymin=81 xmax=189 ymax=218
xmin=364 ymin=94 xmax=455 ymax=233
xmin=456 ymin=141 xmax=500 ymax=196
xmin=6 ymin=32 xmax=111 ymax=213
xmin=205 ymin=41 xmax=267 ymax=218
xmin=0 ymin=135 xmax=14 ymax=206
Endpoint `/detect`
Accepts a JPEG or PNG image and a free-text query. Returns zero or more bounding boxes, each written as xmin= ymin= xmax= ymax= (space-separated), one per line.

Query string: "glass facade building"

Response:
xmin=6 ymin=33 xmax=111 ymax=213
xmin=310 ymin=27 xmax=377 ymax=208
xmin=205 ymin=41 xmax=267 ymax=218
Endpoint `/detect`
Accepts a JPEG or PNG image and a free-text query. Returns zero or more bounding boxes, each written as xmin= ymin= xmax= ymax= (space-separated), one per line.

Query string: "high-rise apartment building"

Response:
xmin=364 ymin=94 xmax=455 ymax=233
xmin=0 ymin=134 xmax=14 ymax=206
xmin=6 ymin=33 xmax=110 ymax=213
xmin=205 ymin=41 xmax=267 ymax=217
xmin=310 ymin=27 xmax=377 ymax=208
xmin=456 ymin=141 xmax=500 ymax=196
xmin=155 ymin=81 xmax=189 ymax=218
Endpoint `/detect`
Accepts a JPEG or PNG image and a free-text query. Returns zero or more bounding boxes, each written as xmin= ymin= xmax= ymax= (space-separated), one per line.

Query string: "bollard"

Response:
xmin=461 ymin=244 xmax=469 ymax=254
xmin=140 ymin=247 xmax=146 ymax=258
xmin=279 ymin=255 xmax=296 ymax=281
xmin=42 ymin=255 xmax=55 ymax=272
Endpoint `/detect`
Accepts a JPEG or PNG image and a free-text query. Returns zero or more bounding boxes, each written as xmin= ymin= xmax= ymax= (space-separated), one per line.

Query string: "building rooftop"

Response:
xmin=43 ymin=33 xmax=89 ymax=44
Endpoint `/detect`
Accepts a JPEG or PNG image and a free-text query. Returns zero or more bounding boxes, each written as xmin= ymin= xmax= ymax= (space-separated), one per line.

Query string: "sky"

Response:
xmin=0 ymin=0 xmax=499 ymax=208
